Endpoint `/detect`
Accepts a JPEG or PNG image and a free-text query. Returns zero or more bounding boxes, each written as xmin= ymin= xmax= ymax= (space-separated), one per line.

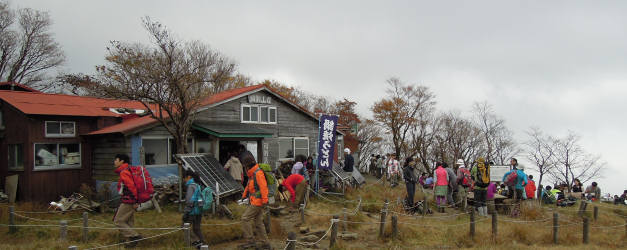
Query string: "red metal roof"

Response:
xmin=0 ymin=82 xmax=40 ymax=92
xmin=88 ymin=84 xmax=266 ymax=135
xmin=0 ymin=90 xmax=148 ymax=117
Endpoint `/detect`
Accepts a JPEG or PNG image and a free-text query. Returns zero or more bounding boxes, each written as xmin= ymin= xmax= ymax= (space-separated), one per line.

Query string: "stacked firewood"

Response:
xmin=153 ymin=184 xmax=181 ymax=205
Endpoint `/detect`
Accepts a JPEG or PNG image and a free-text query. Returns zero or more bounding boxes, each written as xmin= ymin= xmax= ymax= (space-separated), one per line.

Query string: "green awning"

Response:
xmin=192 ymin=121 xmax=274 ymax=138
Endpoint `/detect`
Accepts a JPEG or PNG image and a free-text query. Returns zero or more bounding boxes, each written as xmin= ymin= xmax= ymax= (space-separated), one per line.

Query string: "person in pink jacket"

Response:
xmin=433 ymin=162 xmax=449 ymax=213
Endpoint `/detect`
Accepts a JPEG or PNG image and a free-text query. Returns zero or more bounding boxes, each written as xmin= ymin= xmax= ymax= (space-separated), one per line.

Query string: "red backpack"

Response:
xmin=127 ymin=166 xmax=155 ymax=203
xmin=504 ymin=171 xmax=518 ymax=187
xmin=458 ymin=168 xmax=473 ymax=187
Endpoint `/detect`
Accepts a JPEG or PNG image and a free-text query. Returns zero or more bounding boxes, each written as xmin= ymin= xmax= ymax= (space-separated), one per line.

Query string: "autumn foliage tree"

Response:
xmin=372 ymin=77 xmax=435 ymax=158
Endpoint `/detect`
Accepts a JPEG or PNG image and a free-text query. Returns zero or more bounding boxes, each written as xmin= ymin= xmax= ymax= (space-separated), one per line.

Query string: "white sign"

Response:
xmin=490 ymin=165 xmax=510 ymax=182
xmin=248 ymin=94 xmax=271 ymax=104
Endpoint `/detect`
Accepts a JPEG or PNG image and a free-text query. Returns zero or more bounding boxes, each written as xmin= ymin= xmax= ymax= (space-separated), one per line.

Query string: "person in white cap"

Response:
xmin=343 ymin=148 xmax=354 ymax=172
xmin=455 ymin=159 xmax=472 ymax=210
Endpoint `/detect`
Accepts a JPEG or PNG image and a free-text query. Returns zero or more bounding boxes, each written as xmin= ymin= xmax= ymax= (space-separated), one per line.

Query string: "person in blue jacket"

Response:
xmin=502 ymin=158 xmax=528 ymax=202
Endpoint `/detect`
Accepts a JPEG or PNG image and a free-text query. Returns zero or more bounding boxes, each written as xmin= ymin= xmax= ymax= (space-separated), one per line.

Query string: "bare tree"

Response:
xmin=0 ymin=2 xmax=65 ymax=89
xmin=372 ymin=77 xmax=435 ymax=158
xmin=550 ymin=131 xmax=605 ymax=192
xmin=492 ymin=127 xmax=520 ymax=165
xmin=356 ymin=119 xmax=383 ymax=170
xmin=524 ymin=127 xmax=556 ymax=193
xmin=437 ymin=111 xmax=485 ymax=169
xmin=472 ymin=101 xmax=509 ymax=162
xmin=410 ymin=113 xmax=440 ymax=174
xmin=93 ymin=17 xmax=236 ymax=155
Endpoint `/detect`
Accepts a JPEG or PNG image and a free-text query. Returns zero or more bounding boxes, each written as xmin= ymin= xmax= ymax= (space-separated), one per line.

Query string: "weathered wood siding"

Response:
xmin=90 ymin=134 xmax=129 ymax=181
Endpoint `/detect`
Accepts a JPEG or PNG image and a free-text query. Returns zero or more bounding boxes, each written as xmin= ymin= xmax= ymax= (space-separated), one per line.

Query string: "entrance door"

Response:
xmin=218 ymin=140 xmax=240 ymax=165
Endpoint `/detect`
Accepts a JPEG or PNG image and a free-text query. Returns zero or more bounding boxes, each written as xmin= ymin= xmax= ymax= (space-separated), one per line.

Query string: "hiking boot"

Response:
xmin=237 ymin=242 xmax=257 ymax=250
xmin=125 ymin=235 xmax=143 ymax=248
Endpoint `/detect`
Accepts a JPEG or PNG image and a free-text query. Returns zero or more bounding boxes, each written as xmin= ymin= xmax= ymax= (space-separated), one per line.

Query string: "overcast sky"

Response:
xmin=19 ymin=0 xmax=627 ymax=195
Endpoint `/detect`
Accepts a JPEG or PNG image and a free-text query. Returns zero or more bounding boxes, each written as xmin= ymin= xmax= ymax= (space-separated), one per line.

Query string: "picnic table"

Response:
xmin=467 ymin=192 xmax=507 ymax=214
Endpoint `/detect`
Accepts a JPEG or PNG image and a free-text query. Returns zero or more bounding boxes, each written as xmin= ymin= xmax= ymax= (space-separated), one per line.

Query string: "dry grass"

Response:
xmin=1 ymin=180 xmax=626 ymax=249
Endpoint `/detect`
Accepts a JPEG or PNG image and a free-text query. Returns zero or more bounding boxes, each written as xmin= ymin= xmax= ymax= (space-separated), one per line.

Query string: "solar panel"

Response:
xmin=176 ymin=154 xmax=244 ymax=197
xmin=331 ymin=163 xmax=352 ymax=183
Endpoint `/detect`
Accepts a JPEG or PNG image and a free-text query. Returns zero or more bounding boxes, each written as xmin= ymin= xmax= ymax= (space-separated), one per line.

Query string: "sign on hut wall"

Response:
xmin=248 ymin=94 xmax=271 ymax=104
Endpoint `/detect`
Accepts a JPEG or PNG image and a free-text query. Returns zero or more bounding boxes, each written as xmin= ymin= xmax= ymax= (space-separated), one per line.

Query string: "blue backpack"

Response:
xmin=190 ymin=183 xmax=213 ymax=215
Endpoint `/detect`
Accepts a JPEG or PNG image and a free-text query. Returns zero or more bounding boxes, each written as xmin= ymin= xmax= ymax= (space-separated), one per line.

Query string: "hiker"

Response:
xmin=280 ymin=174 xmax=308 ymax=208
xmin=471 ymin=157 xmax=490 ymax=217
xmin=584 ymin=182 xmax=601 ymax=201
xmin=525 ymin=175 xmax=536 ymax=199
xmin=292 ymin=155 xmax=310 ymax=181
xmin=183 ymin=170 xmax=205 ymax=248
xmin=238 ymin=151 xmax=271 ymax=250
xmin=387 ymin=153 xmax=400 ymax=187
xmin=456 ymin=159 xmax=472 ymax=210
xmin=445 ymin=162 xmax=458 ymax=207
xmin=572 ymin=178 xmax=583 ymax=193
xmin=424 ymin=174 xmax=434 ymax=189
xmin=113 ymin=154 xmax=143 ymax=247
xmin=487 ymin=181 xmax=497 ymax=215
xmin=616 ymin=190 xmax=627 ymax=205
xmin=433 ymin=162 xmax=449 ymax=212
xmin=502 ymin=158 xmax=528 ymax=202
xmin=419 ymin=172 xmax=427 ymax=187
xmin=343 ymin=148 xmax=354 ymax=172
xmin=542 ymin=186 xmax=556 ymax=204
xmin=224 ymin=151 xmax=243 ymax=186
xmin=403 ymin=157 xmax=418 ymax=208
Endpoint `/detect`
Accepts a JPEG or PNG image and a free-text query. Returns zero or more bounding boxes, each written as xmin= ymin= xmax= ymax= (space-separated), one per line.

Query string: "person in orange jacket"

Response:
xmin=238 ymin=151 xmax=271 ymax=250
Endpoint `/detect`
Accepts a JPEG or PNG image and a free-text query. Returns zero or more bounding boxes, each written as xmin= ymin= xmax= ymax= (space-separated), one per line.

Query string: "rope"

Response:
xmin=201 ymin=221 xmax=240 ymax=226
xmin=12 ymin=213 xmax=83 ymax=223
xmin=296 ymin=219 xmax=336 ymax=246
xmin=0 ymin=223 xmax=180 ymax=230
xmin=397 ymin=217 xmax=491 ymax=227
xmin=84 ymin=228 xmax=182 ymax=250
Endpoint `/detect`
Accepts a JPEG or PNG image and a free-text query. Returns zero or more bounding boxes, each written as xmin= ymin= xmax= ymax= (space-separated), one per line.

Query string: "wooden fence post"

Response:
xmin=593 ymin=206 xmax=598 ymax=221
xmin=492 ymin=211 xmax=497 ymax=240
xmin=286 ymin=231 xmax=296 ymax=250
xmin=578 ymin=201 xmax=588 ymax=217
xmin=60 ymin=220 xmax=68 ymax=241
xmin=183 ymin=222 xmax=191 ymax=247
xmin=8 ymin=206 xmax=16 ymax=234
xmin=379 ymin=199 xmax=388 ymax=238
xmin=83 ymin=212 xmax=89 ymax=243
xmin=553 ymin=213 xmax=558 ymax=244
xmin=583 ymin=217 xmax=589 ymax=244
xmin=470 ymin=208 xmax=475 ymax=239
xmin=330 ymin=215 xmax=339 ymax=248
xmin=391 ymin=215 xmax=398 ymax=239
xmin=68 ymin=246 xmax=78 ymax=250
xmin=200 ymin=245 xmax=209 ymax=250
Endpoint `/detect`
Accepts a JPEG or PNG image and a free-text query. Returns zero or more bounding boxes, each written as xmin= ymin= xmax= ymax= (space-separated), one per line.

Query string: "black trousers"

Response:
xmin=183 ymin=214 xmax=204 ymax=243
xmin=405 ymin=182 xmax=416 ymax=206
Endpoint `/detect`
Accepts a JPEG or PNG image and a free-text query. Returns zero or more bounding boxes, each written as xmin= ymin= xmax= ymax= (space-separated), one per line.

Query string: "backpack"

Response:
xmin=252 ymin=163 xmax=278 ymax=204
xmin=458 ymin=168 xmax=473 ymax=187
xmin=126 ymin=165 xmax=155 ymax=203
xmin=189 ymin=183 xmax=213 ymax=215
xmin=504 ymin=171 xmax=518 ymax=187
xmin=474 ymin=161 xmax=490 ymax=188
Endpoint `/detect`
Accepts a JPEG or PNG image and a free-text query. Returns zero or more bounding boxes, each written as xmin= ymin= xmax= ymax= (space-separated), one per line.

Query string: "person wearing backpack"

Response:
xmin=238 ymin=151 xmax=272 ymax=250
xmin=183 ymin=170 xmax=205 ymax=248
xmin=455 ymin=159 xmax=471 ymax=210
xmin=471 ymin=157 xmax=490 ymax=217
xmin=502 ymin=158 xmax=528 ymax=202
xmin=525 ymin=175 xmax=536 ymax=199
xmin=433 ymin=162 xmax=449 ymax=213
xmin=112 ymin=154 xmax=143 ymax=247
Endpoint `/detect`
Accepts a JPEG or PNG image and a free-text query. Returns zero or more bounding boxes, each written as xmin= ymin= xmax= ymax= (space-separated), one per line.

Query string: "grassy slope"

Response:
xmin=0 ymin=179 xmax=625 ymax=249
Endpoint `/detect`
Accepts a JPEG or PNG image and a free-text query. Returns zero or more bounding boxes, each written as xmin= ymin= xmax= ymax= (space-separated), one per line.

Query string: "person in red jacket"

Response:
xmin=526 ymin=175 xmax=537 ymax=199
xmin=112 ymin=154 xmax=142 ymax=247
xmin=280 ymin=174 xmax=308 ymax=208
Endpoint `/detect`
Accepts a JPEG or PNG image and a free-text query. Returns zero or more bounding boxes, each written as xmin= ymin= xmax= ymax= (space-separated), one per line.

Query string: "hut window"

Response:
xmin=8 ymin=144 xmax=23 ymax=170
xmin=242 ymin=105 xmax=277 ymax=124
xmin=294 ymin=138 xmax=309 ymax=157
xmin=278 ymin=137 xmax=309 ymax=160
xmin=34 ymin=143 xmax=81 ymax=170
xmin=45 ymin=121 xmax=75 ymax=137
xmin=142 ymin=138 xmax=169 ymax=165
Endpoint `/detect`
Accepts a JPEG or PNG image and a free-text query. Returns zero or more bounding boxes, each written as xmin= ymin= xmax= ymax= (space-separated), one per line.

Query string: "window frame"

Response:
xmin=33 ymin=143 xmax=82 ymax=171
xmin=45 ymin=121 xmax=76 ymax=138
xmin=241 ymin=104 xmax=277 ymax=124
xmin=141 ymin=136 xmax=193 ymax=166
xmin=278 ymin=137 xmax=309 ymax=161
xmin=8 ymin=144 xmax=24 ymax=171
